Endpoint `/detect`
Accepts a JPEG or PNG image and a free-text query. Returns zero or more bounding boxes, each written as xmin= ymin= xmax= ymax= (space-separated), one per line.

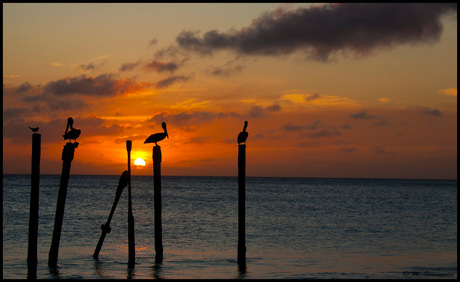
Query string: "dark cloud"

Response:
xmin=350 ymin=110 xmax=377 ymax=119
xmin=282 ymin=122 xmax=303 ymax=131
xmin=144 ymin=59 xmax=179 ymax=73
xmin=373 ymin=119 xmax=390 ymax=127
xmin=282 ymin=120 xmax=341 ymax=139
xmin=282 ymin=120 xmax=321 ymax=131
xmin=207 ymin=64 xmax=244 ymax=76
xmin=249 ymin=103 xmax=282 ymax=118
xmin=155 ymin=75 xmax=193 ymax=89
xmin=149 ymin=38 xmax=158 ymax=46
xmin=13 ymin=82 xmax=33 ymax=94
xmin=421 ymin=108 xmax=442 ymax=117
xmin=78 ymin=61 xmax=105 ymax=72
xmin=42 ymin=74 xmax=145 ymax=96
xmin=47 ymin=99 xmax=89 ymax=111
xmin=119 ymin=61 xmax=141 ymax=72
xmin=148 ymin=110 xmax=240 ymax=128
xmin=79 ymin=63 xmax=95 ymax=71
xmin=3 ymin=107 xmax=32 ymax=121
xmin=341 ymin=124 xmax=353 ymax=130
xmin=266 ymin=103 xmax=281 ymax=112
xmin=307 ymin=129 xmax=341 ymax=139
xmin=175 ymin=3 xmax=456 ymax=61
xmin=305 ymin=93 xmax=321 ymax=102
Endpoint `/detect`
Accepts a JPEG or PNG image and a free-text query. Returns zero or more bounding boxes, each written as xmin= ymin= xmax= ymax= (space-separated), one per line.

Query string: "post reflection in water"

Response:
xmin=152 ymin=263 xmax=162 ymax=279
xmin=94 ymin=259 xmax=108 ymax=278
xmin=126 ymin=266 xmax=135 ymax=279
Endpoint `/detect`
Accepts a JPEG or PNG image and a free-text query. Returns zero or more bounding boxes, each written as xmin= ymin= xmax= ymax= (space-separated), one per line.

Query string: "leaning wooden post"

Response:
xmin=28 ymin=132 xmax=41 ymax=279
xmin=153 ymin=145 xmax=163 ymax=263
xmin=127 ymin=140 xmax=136 ymax=268
xmin=93 ymin=171 xmax=129 ymax=259
xmin=48 ymin=142 xmax=77 ymax=268
xmin=48 ymin=117 xmax=80 ymax=269
xmin=237 ymin=121 xmax=248 ymax=268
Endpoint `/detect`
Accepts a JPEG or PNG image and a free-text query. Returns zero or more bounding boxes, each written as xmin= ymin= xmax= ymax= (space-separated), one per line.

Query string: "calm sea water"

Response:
xmin=3 ymin=174 xmax=457 ymax=279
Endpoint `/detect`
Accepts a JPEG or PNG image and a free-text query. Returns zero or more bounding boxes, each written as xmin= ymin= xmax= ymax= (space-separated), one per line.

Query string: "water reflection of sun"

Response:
xmin=134 ymin=158 xmax=146 ymax=167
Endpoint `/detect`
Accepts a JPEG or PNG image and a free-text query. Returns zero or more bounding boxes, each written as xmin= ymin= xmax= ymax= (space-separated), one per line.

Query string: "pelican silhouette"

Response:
xmin=144 ymin=122 xmax=169 ymax=146
xmin=237 ymin=120 xmax=248 ymax=144
xmin=63 ymin=117 xmax=81 ymax=142
xmin=29 ymin=126 xmax=39 ymax=132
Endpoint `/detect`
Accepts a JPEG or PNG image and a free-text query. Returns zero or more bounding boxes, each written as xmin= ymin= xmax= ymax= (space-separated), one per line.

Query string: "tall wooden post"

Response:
xmin=28 ymin=133 xmax=41 ymax=279
xmin=238 ymin=144 xmax=246 ymax=268
xmin=127 ymin=140 xmax=136 ymax=268
xmin=48 ymin=142 xmax=76 ymax=269
xmin=153 ymin=145 xmax=163 ymax=263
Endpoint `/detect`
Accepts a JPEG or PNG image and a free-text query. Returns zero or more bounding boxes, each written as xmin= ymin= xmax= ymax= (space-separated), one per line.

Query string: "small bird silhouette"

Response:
xmin=237 ymin=120 xmax=248 ymax=144
xmin=29 ymin=126 xmax=39 ymax=132
xmin=63 ymin=117 xmax=81 ymax=142
xmin=144 ymin=122 xmax=169 ymax=146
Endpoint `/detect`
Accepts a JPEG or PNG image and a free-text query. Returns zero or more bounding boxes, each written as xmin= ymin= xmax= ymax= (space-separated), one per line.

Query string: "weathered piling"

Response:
xmin=127 ymin=140 xmax=136 ymax=268
xmin=93 ymin=171 xmax=129 ymax=259
xmin=28 ymin=133 xmax=41 ymax=279
xmin=153 ymin=145 xmax=163 ymax=263
xmin=48 ymin=141 xmax=77 ymax=269
xmin=237 ymin=144 xmax=246 ymax=268
xmin=237 ymin=121 xmax=248 ymax=268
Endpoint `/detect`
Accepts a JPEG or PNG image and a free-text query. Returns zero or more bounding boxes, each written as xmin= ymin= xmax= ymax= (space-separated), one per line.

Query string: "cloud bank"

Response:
xmin=175 ymin=3 xmax=457 ymax=61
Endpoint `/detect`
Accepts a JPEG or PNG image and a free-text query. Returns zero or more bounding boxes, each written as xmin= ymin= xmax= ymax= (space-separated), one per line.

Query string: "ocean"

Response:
xmin=2 ymin=174 xmax=457 ymax=279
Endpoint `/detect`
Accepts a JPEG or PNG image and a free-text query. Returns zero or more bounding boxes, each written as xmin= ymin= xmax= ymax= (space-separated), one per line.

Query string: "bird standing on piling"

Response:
xmin=237 ymin=121 xmax=248 ymax=145
xmin=63 ymin=117 xmax=81 ymax=142
xmin=144 ymin=122 xmax=169 ymax=146
xmin=29 ymin=127 xmax=39 ymax=132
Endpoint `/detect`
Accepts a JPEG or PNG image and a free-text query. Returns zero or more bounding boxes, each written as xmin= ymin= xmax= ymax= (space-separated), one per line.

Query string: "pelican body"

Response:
xmin=144 ymin=122 xmax=169 ymax=146
xmin=29 ymin=126 xmax=39 ymax=132
xmin=63 ymin=117 xmax=81 ymax=142
xmin=237 ymin=121 xmax=248 ymax=144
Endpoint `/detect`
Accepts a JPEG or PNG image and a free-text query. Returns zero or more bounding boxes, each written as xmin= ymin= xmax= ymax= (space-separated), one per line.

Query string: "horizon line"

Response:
xmin=2 ymin=173 xmax=457 ymax=181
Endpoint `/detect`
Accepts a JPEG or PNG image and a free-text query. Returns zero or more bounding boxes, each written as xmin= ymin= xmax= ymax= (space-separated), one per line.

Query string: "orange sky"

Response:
xmin=3 ymin=3 xmax=457 ymax=179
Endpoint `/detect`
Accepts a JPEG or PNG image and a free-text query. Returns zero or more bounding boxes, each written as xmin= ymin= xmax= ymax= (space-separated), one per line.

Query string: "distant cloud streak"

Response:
xmin=175 ymin=3 xmax=457 ymax=61
xmin=350 ymin=110 xmax=376 ymax=119
xmin=155 ymin=75 xmax=193 ymax=89
xmin=42 ymin=74 xmax=148 ymax=96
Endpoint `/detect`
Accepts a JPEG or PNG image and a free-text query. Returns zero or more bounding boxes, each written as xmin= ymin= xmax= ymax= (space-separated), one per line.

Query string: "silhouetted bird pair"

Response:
xmin=144 ymin=120 xmax=248 ymax=146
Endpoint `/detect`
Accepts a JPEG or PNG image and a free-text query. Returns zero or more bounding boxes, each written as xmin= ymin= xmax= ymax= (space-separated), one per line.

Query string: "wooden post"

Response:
xmin=153 ymin=145 xmax=163 ymax=263
xmin=238 ymin=144 xmax=246 ymax=268
xmin=127 ymin=140 xmax=135 ymax=268
xmin=48 ymin=142 xmax=76 ymax=269
xmin=28 ymin=133 xmax=41 ymax=279
xmin=93 ymin=171 xmax=129 ymax=259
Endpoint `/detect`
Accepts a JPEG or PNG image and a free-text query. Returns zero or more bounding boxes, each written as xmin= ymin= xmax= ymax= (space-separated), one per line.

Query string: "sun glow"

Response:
xmin=134 ymin=158 xmax=146 ymax=167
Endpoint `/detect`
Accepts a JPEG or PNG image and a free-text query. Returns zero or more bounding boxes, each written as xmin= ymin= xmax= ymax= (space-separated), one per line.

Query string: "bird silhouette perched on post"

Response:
xmin=29 ymin=127 xmax=39 ymax=132
xmin=237 ymin=121 xmax=248 ymax=145
xmin=63 ymin=117 xmax=81 ymax=143
xmin=144 ymin=122 xmax=169 ymax=146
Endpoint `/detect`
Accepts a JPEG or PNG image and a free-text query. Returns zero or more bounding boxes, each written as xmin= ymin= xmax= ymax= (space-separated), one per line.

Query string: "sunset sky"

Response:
xmin=3 ymin=3 xmax=457 ymax=179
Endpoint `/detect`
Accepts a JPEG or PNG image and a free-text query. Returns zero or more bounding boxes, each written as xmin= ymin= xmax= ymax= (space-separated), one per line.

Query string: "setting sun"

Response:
xmin=134 ymin=158 xmax=146 ymax=167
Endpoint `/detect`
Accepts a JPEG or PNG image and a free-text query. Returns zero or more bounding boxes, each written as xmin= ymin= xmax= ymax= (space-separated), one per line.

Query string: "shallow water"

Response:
xmin=3 ymin=175 xmax=457 ymax=279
